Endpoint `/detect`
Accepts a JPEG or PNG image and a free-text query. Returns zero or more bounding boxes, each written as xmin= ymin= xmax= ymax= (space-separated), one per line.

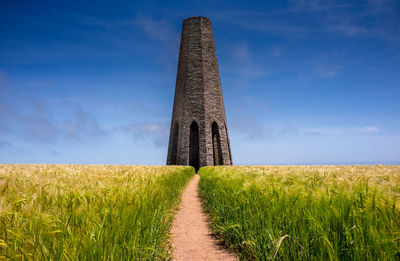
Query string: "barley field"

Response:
xmin=199 ymin=165 xmax=400 ymax=260
xmin=0 ymin=164 xmax=194 ymax=260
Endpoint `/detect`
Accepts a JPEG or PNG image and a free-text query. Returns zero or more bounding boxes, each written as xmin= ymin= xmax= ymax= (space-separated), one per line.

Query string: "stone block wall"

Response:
xmin=167 ymin=16 xmax=233 ymax=170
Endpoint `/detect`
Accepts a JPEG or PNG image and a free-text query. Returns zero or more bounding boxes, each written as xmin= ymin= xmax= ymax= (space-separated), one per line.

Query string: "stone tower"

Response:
xmin=167 ymin=16 xmax=232 ymax=171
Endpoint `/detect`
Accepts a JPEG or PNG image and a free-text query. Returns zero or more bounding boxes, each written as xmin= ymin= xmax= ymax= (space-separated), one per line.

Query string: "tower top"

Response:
xmin=183 ymin=16 xmax=210 ymax=22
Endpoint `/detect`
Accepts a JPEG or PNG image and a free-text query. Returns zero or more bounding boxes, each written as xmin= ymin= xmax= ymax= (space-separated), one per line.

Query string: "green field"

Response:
xmin=0 ymin=164 xmax=194 ymax=260
xmin=199 ymin=165 xmax=400 ymax=260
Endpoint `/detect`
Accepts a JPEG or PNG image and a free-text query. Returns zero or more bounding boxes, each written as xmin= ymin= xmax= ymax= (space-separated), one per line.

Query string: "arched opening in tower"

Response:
xmin=212 ymin=122 xmax=224 ymax=165
xmin=170 ymin=123 xmax=179 ymax=164
xmin=189 ymin=121 xmax=200 ymax=171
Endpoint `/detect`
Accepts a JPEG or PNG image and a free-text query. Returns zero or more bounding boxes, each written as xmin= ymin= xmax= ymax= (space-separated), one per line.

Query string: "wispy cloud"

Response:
xmin=231 ymin=120 xmax=300 ymax=140
xmin=0 ymin=70 xmax=7 ymax=85
xmin=231 ymin=117 xmax=382 ymax=140
xmin=301 ymin=126 xmax=381 ymax=136
xmin=315 ymin=63 xmax=342 ymax=78
xmin=121 ymin=121 xmax=169 ymax=147
xmin=289 ymin=0 xmax=357 ymax=13
xmin=328 ymin=23 xmax=368 ymax=37
xmin=0 ymin=140 xmax=11 ymax=148
xmin=303 ymin=55 xmax=342 ymax=79
xmin=230 ymin=100 xmax=297 ymax=140
xmin=0 ymin=96 xmax=107 ymax=144
xmin=293 ymin=0 xmax=399 ymax=42
xmin=360 ymin=126 xmax=380 ymax=132
xmin=215 ymin=2 xmax=399 ymax=46
xmin=227 ymin=42 xmax=268 ymax=87
xmin=233 ymin=43 xmax=251 ymax=60
xmin=269 ymin=46 xmax=283 ymax=57
xmin=62 ymin=102 xmax=108 ymax=142
xmin=134 ymin=15 xmax=179 ymax=46
xmin=211 ymin=9 xmax=310 ymax=37
xmin=133 ymin=15 xmax=180 ymax=70
xmin=368 ymin=0 xmax=390 ymax=4
xmin=231 ymin=113 xmax=270 ymax=139
xmin=78 ymin=16 xmax=117 ymax=30
xmin=366 ymin=0 xmax=393 ymax=13
xmin=233 ymin=20 xmax=308 ymax=33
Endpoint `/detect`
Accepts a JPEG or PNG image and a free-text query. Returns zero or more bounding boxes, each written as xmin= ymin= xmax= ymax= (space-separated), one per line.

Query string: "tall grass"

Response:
xmin=0 ymin=164 xmax=194 ymax=260
xmin=199 ymin=165 xmax=400 ymax=260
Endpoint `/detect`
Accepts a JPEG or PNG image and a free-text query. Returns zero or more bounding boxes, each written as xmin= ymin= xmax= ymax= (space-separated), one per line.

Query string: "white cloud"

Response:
xmin=367 ymin=0 xmax=391 ymax=7
xmin=315 ymin=63 xmax=342 ymax=78
xmin=289 ymin=0 xmax=331 ymax=12
xmin=301 ymin=126 xmax=381 ymax=136
xmin=122 ymin=121 xmax=169 ymax=147
xmin=233 ymin=43 xmax=251 ymax=60
xmin=0 ymin=96 xmax=107 ymax=144
xmin=0 ymin=70 xmax=7 ymax=86
xmin=229 ymin=42 xmax=266 ymax=81
xmin=269 ymin=46 xmax=282 ymax=57
xmin=328 ymin=24 xmax=368 ymax=37
xmin=133 ymin=15 xmax=180 ymax=70
xmin=134 ymin=15 xmax=178 ymax=47
xmin=360 ymin=126 xmax=380 ymax=132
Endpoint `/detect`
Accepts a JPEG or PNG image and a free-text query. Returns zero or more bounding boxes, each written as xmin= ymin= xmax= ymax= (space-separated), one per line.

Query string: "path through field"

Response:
xmin=171 ymin=174 xmax=237 ymax=261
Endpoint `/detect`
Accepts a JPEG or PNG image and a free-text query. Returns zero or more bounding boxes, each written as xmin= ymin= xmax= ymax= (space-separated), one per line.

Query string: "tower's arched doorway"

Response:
xmin=189 ymin=121 xmax=200 ymax=171
xmin=212 ymin=122 xmax=223 ymax=165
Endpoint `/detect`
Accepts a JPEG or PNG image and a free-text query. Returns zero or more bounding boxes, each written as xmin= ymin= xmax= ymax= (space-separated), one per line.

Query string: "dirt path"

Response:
xmin=171 ymin=174 xmax=237 ymax=261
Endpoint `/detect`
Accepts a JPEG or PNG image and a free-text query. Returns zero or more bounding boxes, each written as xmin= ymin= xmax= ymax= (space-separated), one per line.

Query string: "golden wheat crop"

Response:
xmin=0 ymin=164 xmax=194 ymax=260
xmin=199 ymin=165 xmax=400 ymax=260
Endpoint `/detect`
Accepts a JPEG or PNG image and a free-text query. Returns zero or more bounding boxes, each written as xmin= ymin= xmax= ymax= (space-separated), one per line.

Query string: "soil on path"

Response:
xmin=171 ymin=174 xmax=237 ymax=261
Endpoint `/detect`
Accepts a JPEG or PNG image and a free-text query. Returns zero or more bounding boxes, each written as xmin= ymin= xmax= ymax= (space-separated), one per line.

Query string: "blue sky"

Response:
xmin=1 ymin=0 xmax=399 ymax=165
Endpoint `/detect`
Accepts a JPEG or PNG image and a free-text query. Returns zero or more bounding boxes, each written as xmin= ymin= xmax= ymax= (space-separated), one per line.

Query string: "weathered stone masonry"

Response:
xmin=167 ymin=16 xmax=233 ymax=170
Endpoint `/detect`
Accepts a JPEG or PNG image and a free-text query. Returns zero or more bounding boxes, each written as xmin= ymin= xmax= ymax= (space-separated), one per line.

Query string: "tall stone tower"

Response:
xmin=167 ymin=16 xmax=232 ymax=171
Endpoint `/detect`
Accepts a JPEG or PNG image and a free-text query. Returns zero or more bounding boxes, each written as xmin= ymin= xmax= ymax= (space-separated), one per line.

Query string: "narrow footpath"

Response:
xmin=171 ymin=174 xmax=237 ymax=261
